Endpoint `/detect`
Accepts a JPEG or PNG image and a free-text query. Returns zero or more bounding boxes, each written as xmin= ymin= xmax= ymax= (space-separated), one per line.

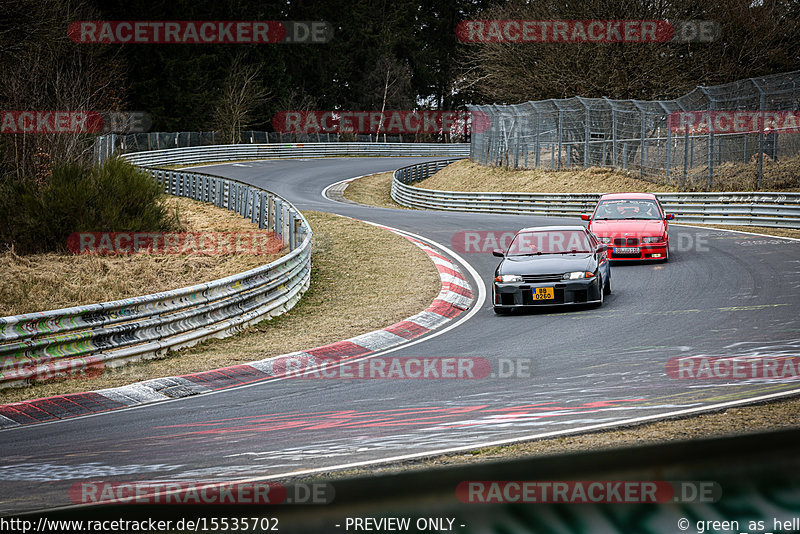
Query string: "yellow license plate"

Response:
xmin=533 ymin=287 xmax=555 ymax=300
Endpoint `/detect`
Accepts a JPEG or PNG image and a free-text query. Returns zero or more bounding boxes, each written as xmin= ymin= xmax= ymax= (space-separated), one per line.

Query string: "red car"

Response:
xmin=581 ymin=193 xmax=675 ymax=261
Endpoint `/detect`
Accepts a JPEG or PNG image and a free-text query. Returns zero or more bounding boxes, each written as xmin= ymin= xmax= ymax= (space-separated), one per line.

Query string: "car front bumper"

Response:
xmin=606 ymin=243 xmax=667 ymax=261
xmin=493 ymin=278 xmax=602 ymax=308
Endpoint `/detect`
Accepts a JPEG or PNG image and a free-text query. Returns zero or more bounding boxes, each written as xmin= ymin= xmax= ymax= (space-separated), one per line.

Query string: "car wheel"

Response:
xmin=594 ymin=276 xmax=604 ymax=307
xmin=664 ymin=245 xmax=670 ymax=262
xmin=494 ymin=306 xmax=513 ymax=315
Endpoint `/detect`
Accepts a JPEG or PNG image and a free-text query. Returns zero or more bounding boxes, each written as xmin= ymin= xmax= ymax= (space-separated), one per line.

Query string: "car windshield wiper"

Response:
xmin=556 ymin=250 xmax=591 ymax=254
xmin=508 ymin=252 xmax=543 ymax=256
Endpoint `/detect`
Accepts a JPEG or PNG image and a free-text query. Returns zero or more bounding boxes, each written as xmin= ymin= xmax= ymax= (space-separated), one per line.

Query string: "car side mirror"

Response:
xmin=492 ymin=249 xmax=505 ymax=257
xmin=665 ymin=213 xmax=675 ymax=220
xmin=596 ymin=244 xmax=607 ymax=253
xmin=580 ymin=214 xmax=591 ymax=221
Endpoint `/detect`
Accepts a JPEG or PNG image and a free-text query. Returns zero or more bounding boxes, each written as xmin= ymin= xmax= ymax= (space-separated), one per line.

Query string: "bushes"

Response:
xmin=0 ymin=158 xmax=181 ymax=254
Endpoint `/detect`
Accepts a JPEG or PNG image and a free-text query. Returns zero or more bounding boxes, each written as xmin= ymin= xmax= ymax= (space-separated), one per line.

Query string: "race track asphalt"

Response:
xmin=2 ymin=157 xmax=799 ymax=514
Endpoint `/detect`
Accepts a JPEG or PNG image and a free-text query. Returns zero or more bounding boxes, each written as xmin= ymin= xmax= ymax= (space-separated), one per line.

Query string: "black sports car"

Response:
xmin=492 ymin=226 xmax=611 ymax=314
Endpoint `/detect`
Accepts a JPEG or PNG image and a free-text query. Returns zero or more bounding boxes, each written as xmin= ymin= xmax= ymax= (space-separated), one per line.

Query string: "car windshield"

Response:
xmin=507 ymin=230 xmax=592 ymax=255
xmin=593 ymin=199 xmax=662 ymax=220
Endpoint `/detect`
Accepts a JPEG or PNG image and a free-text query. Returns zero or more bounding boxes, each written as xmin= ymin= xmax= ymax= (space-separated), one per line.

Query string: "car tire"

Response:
xmin=594 ymin=276 xmax=604 ymax=307
xmin=494 ymin=306 xmax=513 ymax=315
xmin=664 ymin=245 xmax=670 ymax=262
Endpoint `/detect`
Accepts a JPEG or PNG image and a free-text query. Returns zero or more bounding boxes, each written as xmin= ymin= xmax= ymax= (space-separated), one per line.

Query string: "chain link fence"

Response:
xmin=469 ymin=71 xmax=800 ymax=190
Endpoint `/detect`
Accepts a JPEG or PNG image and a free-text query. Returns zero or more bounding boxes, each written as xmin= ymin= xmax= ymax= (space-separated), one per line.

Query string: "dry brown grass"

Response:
xmin=696 ymin=154 xmax=800 ymax=192
xmin=417 ymin=158 xmax=800 ymax=194
xmin=1 ymin=211 xmax=441 ymax=402
xmin=343 ymin=172 xmax=409 ymax=209
xmin=0 ymin=197 xmax=284 ymax=317
xmin=418 ymin=160 xmax=682 ymax=193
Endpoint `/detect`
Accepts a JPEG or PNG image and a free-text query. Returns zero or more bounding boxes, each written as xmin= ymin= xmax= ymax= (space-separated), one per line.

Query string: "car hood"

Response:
xmin=499 ymin=253 xmax=595 ymax=276
xmin=590 ymin=219 xmax=665 ymax=236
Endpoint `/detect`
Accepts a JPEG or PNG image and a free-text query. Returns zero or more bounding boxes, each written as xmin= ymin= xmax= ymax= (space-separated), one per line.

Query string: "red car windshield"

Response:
xmin=507 ymin=230 xmax=592 ymax=255
xmin=594 ymin=199 xmax=662 ymax=220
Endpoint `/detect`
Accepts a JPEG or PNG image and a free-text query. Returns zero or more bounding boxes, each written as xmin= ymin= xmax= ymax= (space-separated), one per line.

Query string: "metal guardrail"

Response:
xmin=1 ymin=143 xmax=473 ymax=387
xmin=0 ymin=165 xmax=312 ymax=388
xmin=392 ymin=160 xmax=800 ymax=229
xmin=121 ymin=142 xmax=470 ymax=167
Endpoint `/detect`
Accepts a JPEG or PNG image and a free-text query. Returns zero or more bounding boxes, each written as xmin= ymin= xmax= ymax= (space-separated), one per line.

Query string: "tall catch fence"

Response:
xmin=469 ymin=71 xmax=800 ymax=190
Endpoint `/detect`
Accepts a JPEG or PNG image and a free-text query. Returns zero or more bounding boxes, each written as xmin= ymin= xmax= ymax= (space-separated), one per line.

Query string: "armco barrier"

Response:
xmin=0 ymin=168 xmax=310 ymax=389
xmin=122 ymin=142 xmax=469 ymax=167
xmin=391 ymin=160 xmax=800 ymax=229
xmin=0 ymin=143 xmax=470 ymax=388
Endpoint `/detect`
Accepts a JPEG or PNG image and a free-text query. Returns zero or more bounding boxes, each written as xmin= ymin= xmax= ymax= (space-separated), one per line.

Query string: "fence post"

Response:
xmin=635 ymin=102 xmax=646 ymax=180
xmin=697 ymin=87 xmax=714 ymax=189
xmin=554 ymin=101 xmax=563 ymax=171
xmin=532 ymin=103 xmax=541 ymax=168
xmin=659 ymin=101 xmax=672 ymax=184
xmin=751 ymin=78 xmax=766 ymax=190
xmin=577 ymin=97 xmax=590 ymax=168
xmin=603 ymin=97 xmax=618 ymax=168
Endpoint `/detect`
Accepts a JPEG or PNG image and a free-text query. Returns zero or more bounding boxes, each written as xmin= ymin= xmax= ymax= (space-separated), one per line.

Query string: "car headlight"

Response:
xmin=642 ymin=236 xmax=663 ymax=243
xmin=562 ymin=271 xmax=595 ymax=280
xmin=494 ymin=274 xmax=523 ymax=283
xmin=598 ymin=237 xmax=611 ymax=244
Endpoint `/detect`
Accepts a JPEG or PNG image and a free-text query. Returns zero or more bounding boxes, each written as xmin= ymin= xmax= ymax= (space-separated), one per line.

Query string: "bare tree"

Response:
xmin=0 ymin=0 xmax=125 ymax=183
xmin=214 ymin=55 xmax=272 ymax=144
xmin=459 ymin=0 xmax=800 ymax=105
xmin=364 ymin=52 xmax=413 ymax=141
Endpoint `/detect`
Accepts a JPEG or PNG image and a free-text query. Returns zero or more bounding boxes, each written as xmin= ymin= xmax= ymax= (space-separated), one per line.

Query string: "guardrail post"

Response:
xmin=258 ymin=192 xmax=267 ymax=229
xmin=275 ymin=198 xmax=283 ymax=241
xmin=288 ymin=209 xmax=296 ymax=250
xmin=282 ymin=203 xmax=290 ymax=246
xmin=268 ymin=195 xmax=275 ymax=231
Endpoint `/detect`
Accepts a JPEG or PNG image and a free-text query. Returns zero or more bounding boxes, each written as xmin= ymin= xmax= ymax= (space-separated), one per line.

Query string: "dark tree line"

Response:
xmin=459 ymin=0 xmax=800 ymax=104
xmin=1 ymin=0 xmax=798 ymax=181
